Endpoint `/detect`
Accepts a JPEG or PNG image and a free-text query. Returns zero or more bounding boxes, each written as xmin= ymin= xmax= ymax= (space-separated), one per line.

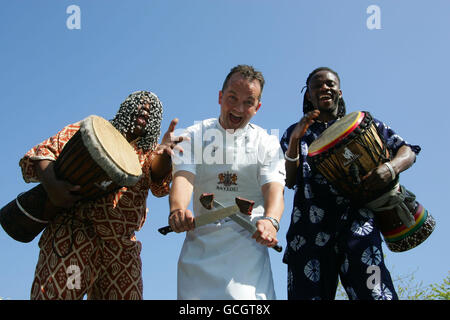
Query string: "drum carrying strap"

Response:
xmin=365 ymin=183 xmax=416 ymax=227
xmin=16 ymin=193 xmax=49 ymax=224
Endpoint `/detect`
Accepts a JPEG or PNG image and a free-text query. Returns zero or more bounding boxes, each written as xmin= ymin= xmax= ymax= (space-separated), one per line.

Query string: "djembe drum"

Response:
xmin=0 ymin=115 xmax=143 ymax=243
xmin=307 ymin=111 xmax=435 ymax=252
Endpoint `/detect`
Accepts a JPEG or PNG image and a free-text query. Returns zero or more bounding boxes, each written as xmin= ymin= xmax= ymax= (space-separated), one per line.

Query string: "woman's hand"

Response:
xmin=151 ymin=118 xmax=189 ymax=181
xmin=154 ymin=118 xmax=187 ymax=157
xmin=35 ymin=160 xmax=82 ymax=208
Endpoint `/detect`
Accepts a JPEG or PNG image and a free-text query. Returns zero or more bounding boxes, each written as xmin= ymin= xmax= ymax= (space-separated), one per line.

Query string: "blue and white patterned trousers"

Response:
xmin=286 ymin=207 xmax=399 ymax=300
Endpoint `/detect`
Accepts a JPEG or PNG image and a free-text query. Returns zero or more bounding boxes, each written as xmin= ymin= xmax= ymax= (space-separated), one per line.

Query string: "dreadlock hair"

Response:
xmin=222 ymin=65 xmax=265 ymax=100
xmin=302 ymin=67 xmax=346 ymax=118
xmin=110 ymin=90 xmax=163 ymax=152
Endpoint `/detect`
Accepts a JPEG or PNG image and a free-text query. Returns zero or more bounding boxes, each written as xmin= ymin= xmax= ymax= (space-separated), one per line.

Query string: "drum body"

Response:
xmin=375 ymin=199 xmax=435 ymax=252
xmin=0 ymin=185 xmax=60 ymax=243
xmin=0 ymin=115 xmax=143 ymax=243
xmin=308 ymin=111 xmax=435 ymax=252
xmin=308 ymin=111 xmax=391 ymax=205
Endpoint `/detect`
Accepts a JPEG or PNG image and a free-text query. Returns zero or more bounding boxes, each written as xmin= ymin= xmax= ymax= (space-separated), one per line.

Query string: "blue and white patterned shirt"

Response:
xmin=280 ymin=114 xmax=421 ymax=263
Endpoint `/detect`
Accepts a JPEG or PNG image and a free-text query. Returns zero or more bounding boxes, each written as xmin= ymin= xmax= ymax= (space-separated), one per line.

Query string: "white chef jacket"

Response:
xmin=172 ymin=118 xmax=285 ymax=300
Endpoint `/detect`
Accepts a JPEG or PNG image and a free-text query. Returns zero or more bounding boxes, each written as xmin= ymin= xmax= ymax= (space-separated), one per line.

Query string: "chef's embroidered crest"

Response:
xmin=217 ymin=171 xmax=238 ymax=191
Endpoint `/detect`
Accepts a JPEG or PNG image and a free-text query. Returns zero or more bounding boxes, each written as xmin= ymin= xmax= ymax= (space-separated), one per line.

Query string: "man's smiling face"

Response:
xmin=218 ymin=73 xmax=261 ymax=131
xmin=306 ymin=70 xmax=342 ymax=115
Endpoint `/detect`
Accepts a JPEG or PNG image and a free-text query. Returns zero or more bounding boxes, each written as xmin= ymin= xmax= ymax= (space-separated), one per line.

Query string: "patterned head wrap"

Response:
xmin=110 ymin=91 xmax=163 ymax=151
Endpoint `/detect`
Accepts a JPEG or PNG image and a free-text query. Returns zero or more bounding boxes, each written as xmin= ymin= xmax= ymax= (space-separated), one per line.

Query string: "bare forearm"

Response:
xmin=168 ymin=171 xmax=195 ymax=232
xmin=390 ymin=145 xmax=416 ymax=175
xmin=33 ymin=159 xmax=81 ymax=207
xmin=262 ymin=182 xmax=284 ymax=222
xmin=169 ymin=171 xmax=195 ymax=212
xmin=151 ymin=152 xmax=172 ymax=182
xmin=253 ymin=182 xmax=284 ymax=247
xmin=285 ymin=136 xmax=301 ymax=189
xmin=284 ymin=111 xmax=319 ymax=188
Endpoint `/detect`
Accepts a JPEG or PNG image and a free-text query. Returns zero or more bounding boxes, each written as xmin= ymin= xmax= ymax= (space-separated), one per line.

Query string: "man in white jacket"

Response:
xmin=168 ymin=65 xmax=286 ymax=300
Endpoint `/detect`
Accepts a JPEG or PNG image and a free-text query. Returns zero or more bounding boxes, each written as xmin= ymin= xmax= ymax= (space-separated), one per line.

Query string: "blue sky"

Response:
xmin=0 ymin=0 xmax=449 ymax=300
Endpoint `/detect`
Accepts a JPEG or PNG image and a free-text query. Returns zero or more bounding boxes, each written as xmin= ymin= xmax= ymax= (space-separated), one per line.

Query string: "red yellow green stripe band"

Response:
xmin=383 ymin=203 xmax=424 ymax=237
xmin=308 ymin=112 xmax=365 ymax=157
xmin=384 ymin=205 xmax=428 ymax=243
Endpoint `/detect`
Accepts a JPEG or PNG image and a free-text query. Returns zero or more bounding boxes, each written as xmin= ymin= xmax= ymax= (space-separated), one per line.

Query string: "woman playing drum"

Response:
xmin=280 ymin=67 xmax=421 ymax=300
xmin=17 ymin=91 xmax=182 ymax=300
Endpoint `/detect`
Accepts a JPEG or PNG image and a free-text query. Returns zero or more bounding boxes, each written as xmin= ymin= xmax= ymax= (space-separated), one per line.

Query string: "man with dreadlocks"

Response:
xmin=19 ymin=91 xmax=179 ymax=300
xmin=280 ymin=67 xmax=421 ymax=300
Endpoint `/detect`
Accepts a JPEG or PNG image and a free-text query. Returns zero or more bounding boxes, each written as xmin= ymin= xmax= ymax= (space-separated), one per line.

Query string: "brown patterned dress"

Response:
xmin=19 ymin=122 xmax=171 ymax=300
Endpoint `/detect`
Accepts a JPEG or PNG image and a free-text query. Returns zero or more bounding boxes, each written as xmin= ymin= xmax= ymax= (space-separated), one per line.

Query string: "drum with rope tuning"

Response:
xmin=0 ymin=115 xmax=142 ymax=243
xmin=308 ymin=111 xmax=391 ymax=204
xmin=308 ymin=111 xmax=435 ymax=252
